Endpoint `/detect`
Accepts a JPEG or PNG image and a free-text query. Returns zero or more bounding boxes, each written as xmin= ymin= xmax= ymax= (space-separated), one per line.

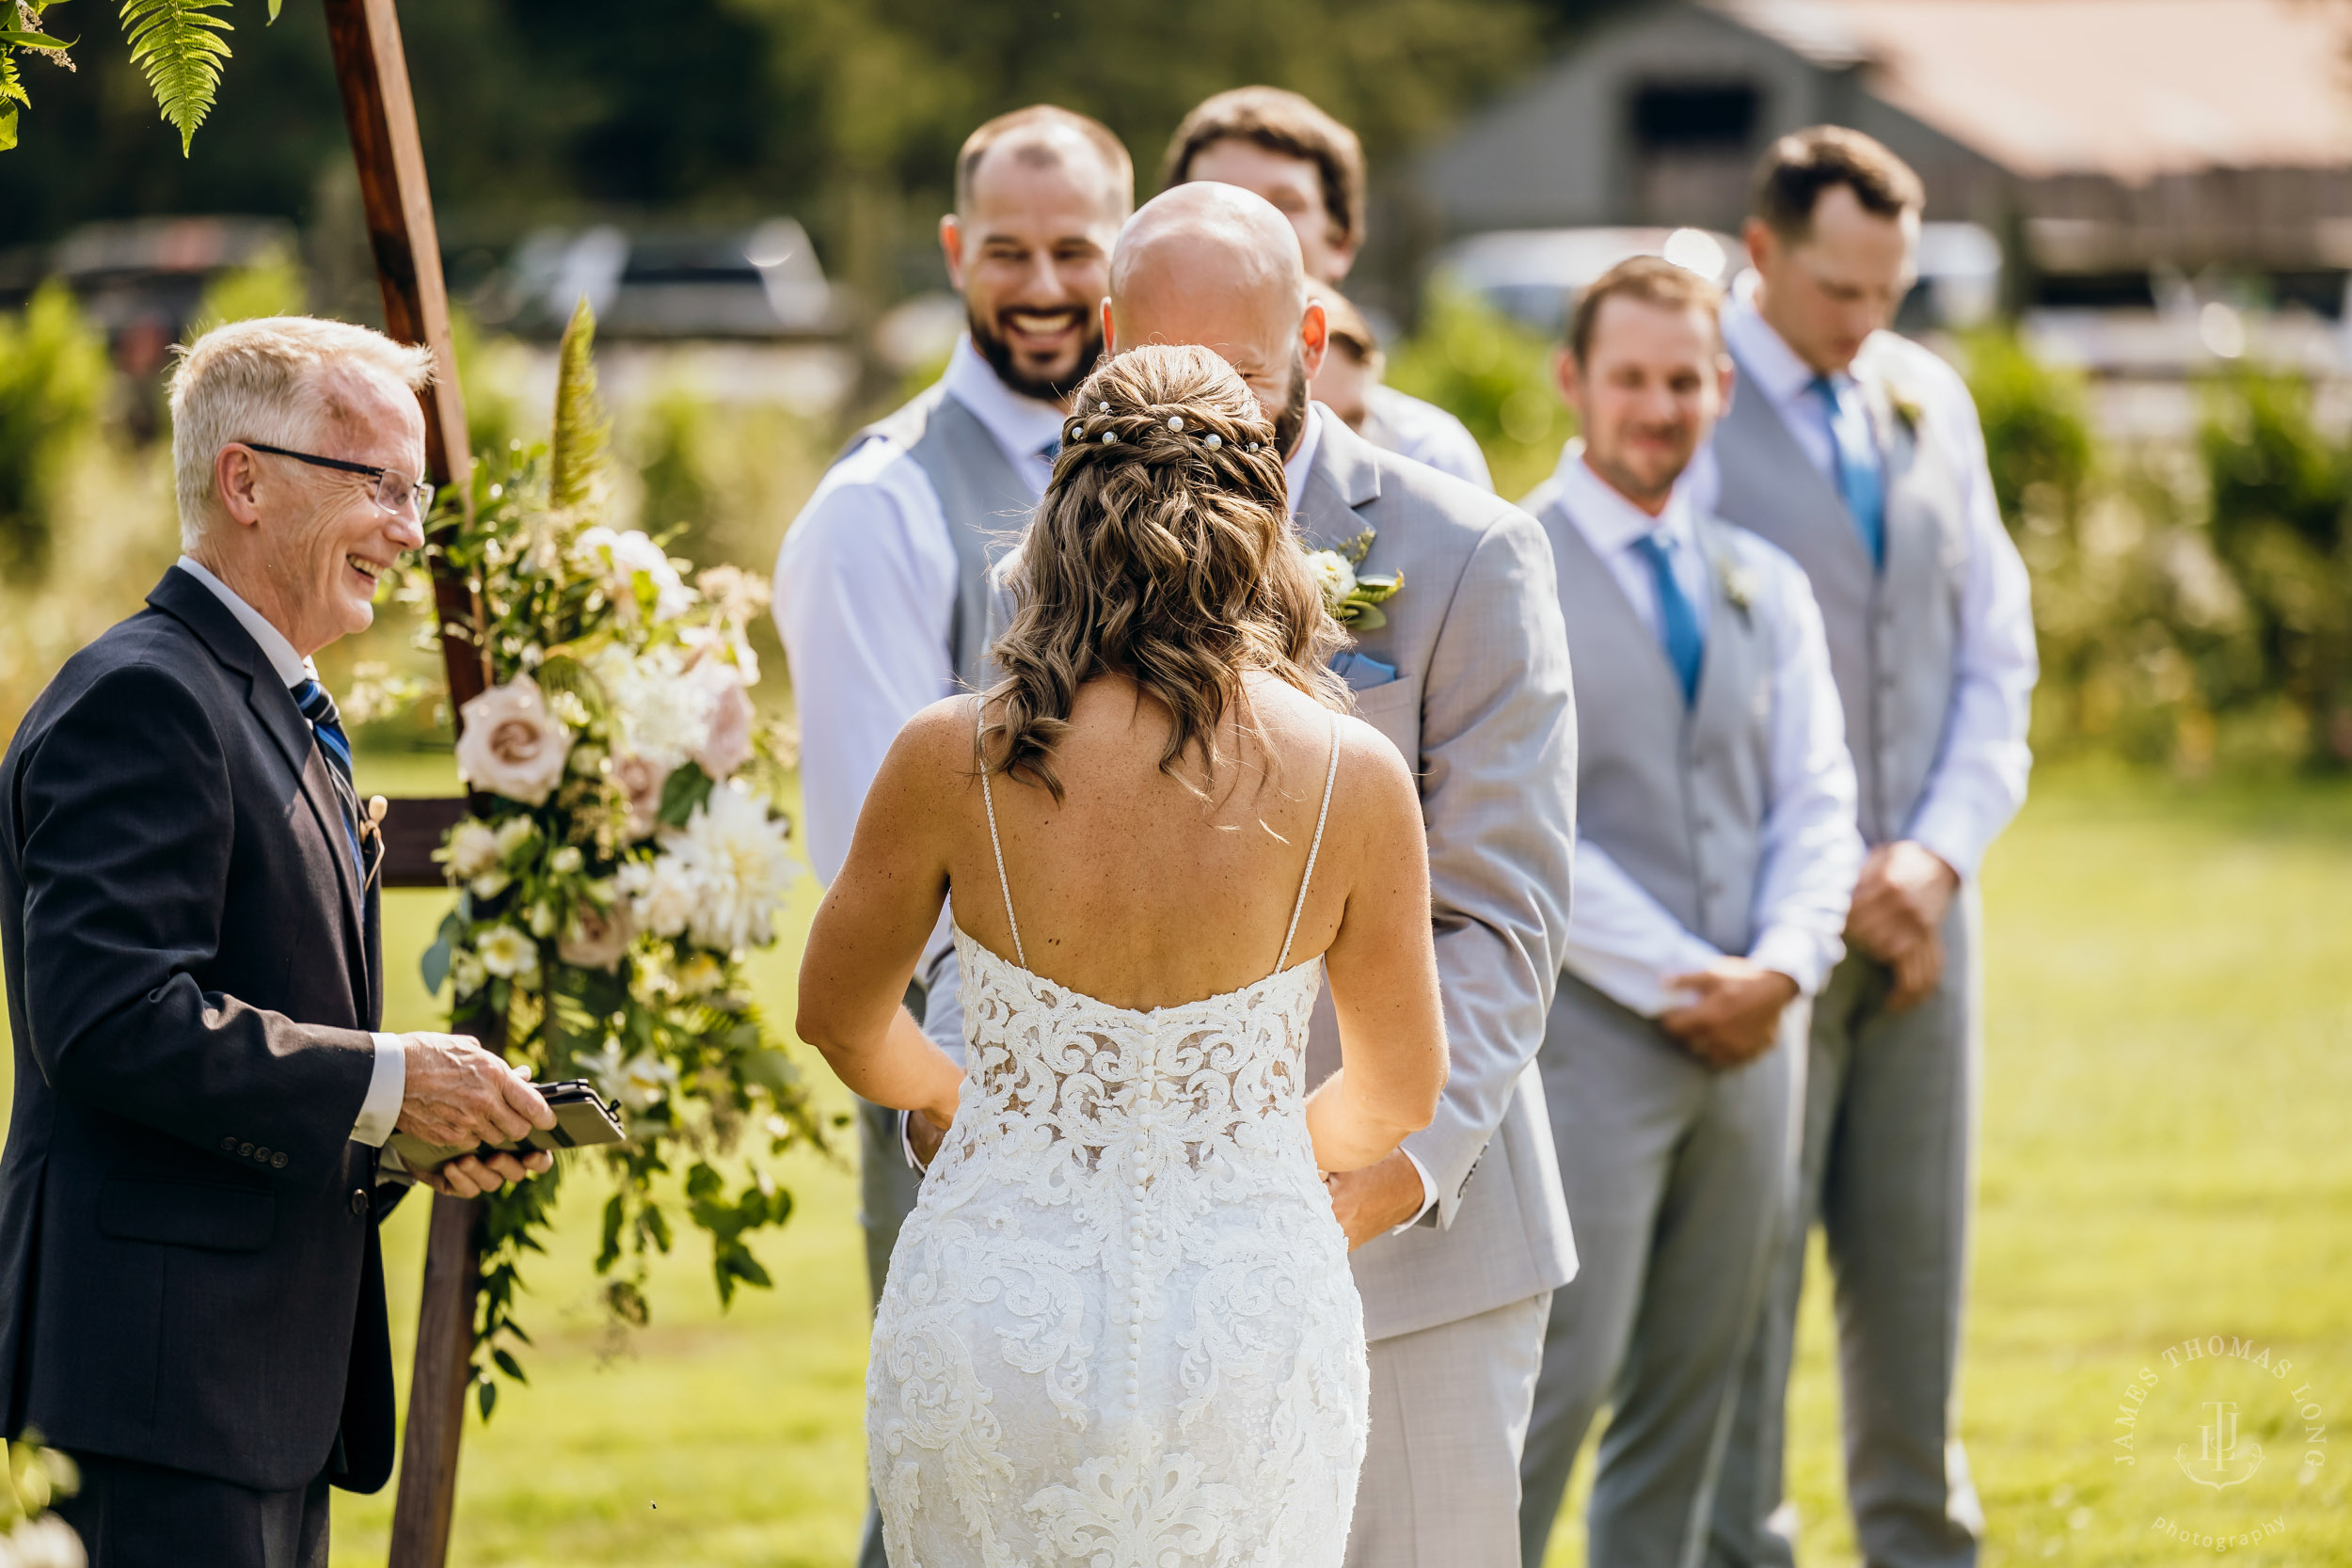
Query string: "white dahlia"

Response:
xmin=658 ymin=784 xmax=795 ymax=954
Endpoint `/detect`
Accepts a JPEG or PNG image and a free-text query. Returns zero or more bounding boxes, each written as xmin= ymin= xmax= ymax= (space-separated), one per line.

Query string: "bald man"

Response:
xmin=1025 ymin=182 xmax=1581 ymax=1565
xmin=772 ymin=103 xmax=1132 ymax=1568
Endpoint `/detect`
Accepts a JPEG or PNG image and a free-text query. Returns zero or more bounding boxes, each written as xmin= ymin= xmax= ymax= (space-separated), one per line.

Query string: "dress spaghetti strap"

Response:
xmin=977 ymin=699 xmax=1029 ymax=969
xmin=1272 ymin=713 xmax=1343 ymax=977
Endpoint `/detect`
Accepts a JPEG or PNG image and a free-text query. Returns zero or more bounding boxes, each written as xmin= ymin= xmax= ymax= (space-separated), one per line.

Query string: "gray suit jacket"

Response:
xmin=981 ymin=413 xmax=1580 ymax=1341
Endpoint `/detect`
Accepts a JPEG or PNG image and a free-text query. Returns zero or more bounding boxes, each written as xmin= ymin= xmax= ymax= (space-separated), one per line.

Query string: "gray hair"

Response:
xmin=169 ymin=316 xmax=435 ymax=550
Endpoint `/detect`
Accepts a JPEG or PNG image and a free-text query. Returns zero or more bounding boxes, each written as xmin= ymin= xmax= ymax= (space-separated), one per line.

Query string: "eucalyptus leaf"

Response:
xmin=1347 ymin=605 xmax=1388 ymax=632
xmin=421 ymin=934 xmax=452 ymax=995
xmin=0 ymin=30 xmax=72 ymax=46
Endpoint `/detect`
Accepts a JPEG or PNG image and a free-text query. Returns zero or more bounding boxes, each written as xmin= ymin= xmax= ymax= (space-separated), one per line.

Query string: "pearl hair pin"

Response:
xmin=1167 ymin=416 xmax=1184 ymax=432
xmin=1101 ymin=431 xmax=1119 ymax=444
xmin=1203 ymin=434 xmax=1221 ymax=450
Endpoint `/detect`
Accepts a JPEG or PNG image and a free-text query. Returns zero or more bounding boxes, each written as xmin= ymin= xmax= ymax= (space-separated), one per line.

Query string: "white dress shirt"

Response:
xmin=774 ymin=337 xmax=1065 ymax=888
xmin=1689 ymin=272 xmax=2037 ymax=879
xmin=172 ymin=556 xmax=405 ymax=1147
xmin=1546 ymin=453 xmax=1864 ymax=1016
xmin=1363 ymin=384 xmax=1494 ymax=492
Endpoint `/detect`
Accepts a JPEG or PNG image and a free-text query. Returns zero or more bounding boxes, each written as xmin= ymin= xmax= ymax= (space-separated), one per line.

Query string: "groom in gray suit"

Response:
xmin=1693 ymin=129 xmax=2038 ymax=1568
xmin=1091 ymin=182 xmax=1580 ymax=1566
xmin=1516 ymin=259 xmax=1862 ymax=1568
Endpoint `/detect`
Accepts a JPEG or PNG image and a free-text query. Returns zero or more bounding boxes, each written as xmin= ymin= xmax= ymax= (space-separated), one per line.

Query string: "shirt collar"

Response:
xmin=174 ymin=555 xmax=314 ymax=689
xmin=940 ymin=333 xmax=1073 ymax=470
xmin=1724 ymin=269 xmax=1845 ymax=406
xmin=1284 ymin=401 xmax=1327 ymax=505
xmin=1549 ymin=440 xmax=1697 ymax=560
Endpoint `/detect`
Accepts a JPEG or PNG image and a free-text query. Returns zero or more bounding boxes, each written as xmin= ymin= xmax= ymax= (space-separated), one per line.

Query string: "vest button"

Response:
xmin=350 ymin=1189 xmax=370 ymax=1216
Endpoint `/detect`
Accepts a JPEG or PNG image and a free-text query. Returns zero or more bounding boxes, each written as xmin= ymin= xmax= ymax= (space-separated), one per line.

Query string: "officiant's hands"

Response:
xmin=396 ymin=1032 xmax=557 ymax=1196
xmin=1844 ymin=840 xmax=1960 ymax=1011
xmin=1325 ymin=1151 xmax=1426 ymax=1251
xmin=1662 ymin=958 xmax=1799 ymax=1069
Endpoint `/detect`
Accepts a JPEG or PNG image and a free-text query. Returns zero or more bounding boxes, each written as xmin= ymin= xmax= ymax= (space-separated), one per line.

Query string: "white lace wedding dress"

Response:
xmin=867 ymin=715 xmax=1368 ymax=1568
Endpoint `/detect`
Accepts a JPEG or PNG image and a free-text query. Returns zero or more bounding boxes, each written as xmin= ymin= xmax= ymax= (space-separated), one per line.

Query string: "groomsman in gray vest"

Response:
xmin=1160 ymin=87 xmax=1495 ymax=489
xmin=1517 ymin=258 xmax=1864 ymax=1568
xmin=1693 ymin=129 xmax=2038 ymax=1568
xmin=1079 ymin=181 xmax=1580 ymax=1568
xmin=771 ymin=103 xmax=1131 ymax=1568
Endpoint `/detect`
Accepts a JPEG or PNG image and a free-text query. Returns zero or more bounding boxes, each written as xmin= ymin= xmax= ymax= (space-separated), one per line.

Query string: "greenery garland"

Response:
xmin=390 ymin=300 xmax=828 ymax=1417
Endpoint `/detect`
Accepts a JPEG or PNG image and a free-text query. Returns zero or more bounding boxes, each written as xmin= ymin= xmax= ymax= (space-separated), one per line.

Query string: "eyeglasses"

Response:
xmin=242 ymin=441 xmax=436 ymax=519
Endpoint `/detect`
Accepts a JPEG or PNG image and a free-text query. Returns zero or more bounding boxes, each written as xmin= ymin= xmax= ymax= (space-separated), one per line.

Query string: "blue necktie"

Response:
xmin=293 ymin=678 xmax=364 ymax=878
xmin=1812 ymin=374 xmax=1885 ymax=569
xmin=1632 ymin=533 xmax=1704 ymax=708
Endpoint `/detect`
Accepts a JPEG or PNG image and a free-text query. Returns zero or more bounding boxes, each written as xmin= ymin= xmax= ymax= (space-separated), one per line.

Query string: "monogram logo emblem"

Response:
xmin=2174 ymin=1400 xmax=2264 ymax=1490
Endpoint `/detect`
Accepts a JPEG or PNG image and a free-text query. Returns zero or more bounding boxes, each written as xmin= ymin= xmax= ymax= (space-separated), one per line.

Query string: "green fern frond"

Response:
xmin=548 ymin=296 xmax=610 ymax=515
xmin=0 ymin=49 xmax=23 ymax=152
xmin=119 ymin=0 xmax=231 ymax=156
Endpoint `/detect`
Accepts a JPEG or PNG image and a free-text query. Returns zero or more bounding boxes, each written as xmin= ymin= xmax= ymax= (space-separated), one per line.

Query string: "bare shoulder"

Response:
xmin=870 ymin=696 xmax=984 ymax=807
xmin=1331 ymin=711 xmax=1422 ymax=824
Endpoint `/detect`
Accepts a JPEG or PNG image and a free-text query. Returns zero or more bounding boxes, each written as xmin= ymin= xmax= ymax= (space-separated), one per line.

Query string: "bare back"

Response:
xmin=949 ymin=674 xmax=1372 ymax=1011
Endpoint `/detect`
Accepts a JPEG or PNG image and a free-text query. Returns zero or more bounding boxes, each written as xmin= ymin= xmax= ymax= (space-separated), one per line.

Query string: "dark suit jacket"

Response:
xmin=0 ymin=566 xmax=400 ymax=1494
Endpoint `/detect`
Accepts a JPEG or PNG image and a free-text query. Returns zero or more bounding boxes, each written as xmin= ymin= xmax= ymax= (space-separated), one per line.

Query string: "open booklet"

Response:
xmin=388 ymin=1080 xmax=628 ymax=1174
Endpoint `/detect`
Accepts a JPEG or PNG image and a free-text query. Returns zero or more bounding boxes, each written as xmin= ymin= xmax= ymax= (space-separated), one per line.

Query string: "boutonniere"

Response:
xmin=1716 ymin=553 xmax=1760 ymax=614
xmin=1306 ymin=528 xmax=1404 ymax=631
xmin=1884 ymin=383 xmax=1925 ymax=439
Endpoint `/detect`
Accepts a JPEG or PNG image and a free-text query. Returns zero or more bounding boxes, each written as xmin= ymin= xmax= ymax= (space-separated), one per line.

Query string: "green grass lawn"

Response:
xmin=7 ymin=763 xmax=2350 ymax=1566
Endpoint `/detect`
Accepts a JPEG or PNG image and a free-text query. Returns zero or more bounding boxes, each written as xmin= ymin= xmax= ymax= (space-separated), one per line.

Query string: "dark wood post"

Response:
xmin=318 ymin=3 xmax=492 ymax=1563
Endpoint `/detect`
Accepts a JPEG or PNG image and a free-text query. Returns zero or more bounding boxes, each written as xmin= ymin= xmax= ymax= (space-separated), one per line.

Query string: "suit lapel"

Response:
xmin=146 ymin=570 xmax=373 ymax=1014
xmin=1295 ymin=416 xmax=1383 ymax=552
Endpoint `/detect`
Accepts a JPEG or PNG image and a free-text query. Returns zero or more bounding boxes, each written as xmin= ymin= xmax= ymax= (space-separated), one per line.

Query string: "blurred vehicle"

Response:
xmin=499 ymin=219 xmax=840 ymax=341
xmin=0 ymin=215 xmax=298 ymax=375
xmin=1431 ymin=221 xmax=2001 ymax=336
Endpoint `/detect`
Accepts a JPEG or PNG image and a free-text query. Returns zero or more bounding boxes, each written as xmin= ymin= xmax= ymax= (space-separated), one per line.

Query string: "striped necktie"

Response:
xmin=1631 ymin=533 xmax=1704 ymax=708
xmin=1811 ymin=373 xmax=1886 ymax=569
xmin=293 ymin=678 xmax=364 ymax=878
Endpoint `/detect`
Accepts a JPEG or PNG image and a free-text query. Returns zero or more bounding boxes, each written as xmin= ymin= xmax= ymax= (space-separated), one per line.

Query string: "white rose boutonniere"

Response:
xmin=1306 ymin=528 xmax=1404 ymax=631
xmin=1716 ymin=554 xmax=1761 ymax=614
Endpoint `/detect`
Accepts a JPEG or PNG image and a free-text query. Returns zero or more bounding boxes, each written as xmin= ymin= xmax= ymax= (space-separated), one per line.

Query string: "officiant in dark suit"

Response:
xmin=0 ymin=317 xmax=558 ymax=1568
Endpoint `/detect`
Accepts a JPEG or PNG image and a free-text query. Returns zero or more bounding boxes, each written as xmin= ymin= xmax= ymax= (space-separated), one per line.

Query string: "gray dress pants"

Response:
xmin=1518 ymin=975 xmax=1800 ymax=1568
xmin=1708 ymin=895 xmax=1983 ymax=1568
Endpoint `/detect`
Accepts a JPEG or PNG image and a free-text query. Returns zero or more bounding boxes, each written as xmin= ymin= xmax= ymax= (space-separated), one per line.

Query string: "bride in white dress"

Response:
xmin=799 ymin=344 xmax=1448 ymax=1567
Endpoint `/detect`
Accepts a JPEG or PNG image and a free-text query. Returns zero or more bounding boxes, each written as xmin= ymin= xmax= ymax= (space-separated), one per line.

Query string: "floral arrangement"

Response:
xmin=0 ymin=1434 xmax=81 ymax=1568
xmin=1306 ymin=528 xmax=1404 ymax=631
xmin=390 ymin=302 xmax=823 ymax=1414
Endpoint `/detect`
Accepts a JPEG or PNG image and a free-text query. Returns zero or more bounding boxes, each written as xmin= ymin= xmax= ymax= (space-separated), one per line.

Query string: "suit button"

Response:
xmin=350 ymin=1189 xmax=370 ymax=1216
xmin=220 ymin=1136 xmax=238 ymax=1153
xmin=273 ymin=1151 xmax=289 ymax=1169
xmin=239 ymin=1143 xmax=256 ymax=1159
xmin=253 ymin=1147 xmax=271 ymax=1163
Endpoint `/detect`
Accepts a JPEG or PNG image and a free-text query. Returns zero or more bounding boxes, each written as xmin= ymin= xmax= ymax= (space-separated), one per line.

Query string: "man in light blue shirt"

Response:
xmin=1692 ymin=127 xmax=2038 ymax=1568
xmin=1517 ymin=257 xmax=1863 ymax=1568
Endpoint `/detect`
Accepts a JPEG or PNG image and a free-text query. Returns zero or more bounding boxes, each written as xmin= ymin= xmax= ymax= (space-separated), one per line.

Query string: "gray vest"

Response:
xmin=1529 ymin=488 xmax=1772 ymax=956
xmin=846 ymin=383 xmax=1040 ymax=686
xmin=1710 ymin=349 xmax=1963 ymax=846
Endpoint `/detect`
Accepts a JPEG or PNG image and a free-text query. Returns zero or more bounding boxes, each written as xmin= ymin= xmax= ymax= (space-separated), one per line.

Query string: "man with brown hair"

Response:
xmin=1693 ymin=126 xmax=2037 ymax=1568
xmin=1516 ymin=258 xmax=1862 ymax=1568
xmin=1162 ymin=86 xmax=1495 ymax=489
xmin=771 ymin=103 xmax=1133 ymax=1568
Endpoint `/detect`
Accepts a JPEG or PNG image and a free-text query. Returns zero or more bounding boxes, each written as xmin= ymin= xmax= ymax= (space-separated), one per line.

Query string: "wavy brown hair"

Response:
xmin=987 ymin=343 xmax=1348 ymax=801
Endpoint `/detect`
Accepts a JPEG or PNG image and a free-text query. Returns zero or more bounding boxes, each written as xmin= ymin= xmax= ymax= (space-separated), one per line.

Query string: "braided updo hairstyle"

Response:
xmin=987 ymin=342 xmax=1347 ymax=801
